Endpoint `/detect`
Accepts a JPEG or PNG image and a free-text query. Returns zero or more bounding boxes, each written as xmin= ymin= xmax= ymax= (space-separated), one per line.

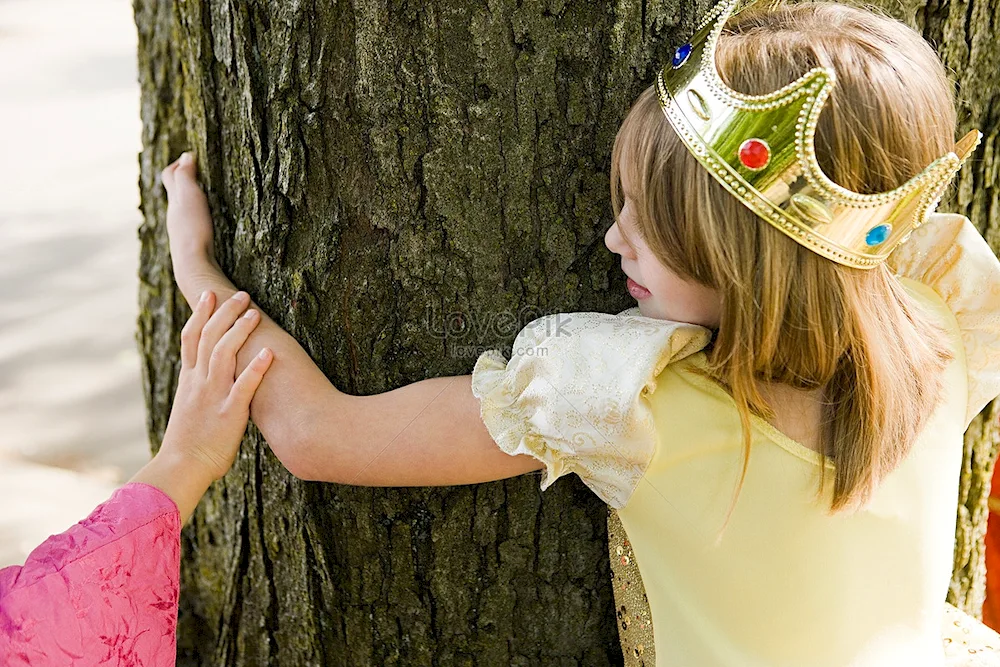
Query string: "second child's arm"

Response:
xmin=163 ymin=153 xmax=544 ymax=486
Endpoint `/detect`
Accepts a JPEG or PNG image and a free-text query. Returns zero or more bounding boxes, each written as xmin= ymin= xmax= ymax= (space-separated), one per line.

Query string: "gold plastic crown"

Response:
xmin=655 ymin=0 xmax=981 ymax=268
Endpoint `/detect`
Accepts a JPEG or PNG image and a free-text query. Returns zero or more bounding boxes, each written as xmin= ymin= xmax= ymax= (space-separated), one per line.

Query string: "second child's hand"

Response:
xmin=129 ymin=290 xmax=273 ymax=524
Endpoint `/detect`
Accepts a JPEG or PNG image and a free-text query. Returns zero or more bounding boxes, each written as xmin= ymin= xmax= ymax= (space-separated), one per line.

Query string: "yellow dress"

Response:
xmin=471 ymin=212 xmax=1000 ymax=666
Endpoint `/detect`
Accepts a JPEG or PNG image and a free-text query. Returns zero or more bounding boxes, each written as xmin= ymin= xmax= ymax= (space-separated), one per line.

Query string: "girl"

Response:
xmin=0 ymin=266 xmax=274 ymax=661
xmin=164 ymin=0 xmax=1000 ymax=664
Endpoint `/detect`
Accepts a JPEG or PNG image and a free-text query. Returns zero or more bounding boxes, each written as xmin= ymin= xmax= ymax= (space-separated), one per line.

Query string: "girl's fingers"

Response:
xmin=180 ymin=290 xmax=215 ymax=368
xmin=160 ymin=155 xmax=184 ymax=193
xmin=228 ymin=347 xmax=273 ymax=408
xmin=208 ymin=307 xmax=261 ymax=381
xmin=197 ymin=291 xmax=252 ymax=374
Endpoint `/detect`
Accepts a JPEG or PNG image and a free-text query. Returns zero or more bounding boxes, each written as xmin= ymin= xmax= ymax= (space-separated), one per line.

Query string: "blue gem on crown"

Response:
xmin=864 ymin=224 xmax=892 ymax=247
xmin=672 ymin=43 xmax=692 ymax=69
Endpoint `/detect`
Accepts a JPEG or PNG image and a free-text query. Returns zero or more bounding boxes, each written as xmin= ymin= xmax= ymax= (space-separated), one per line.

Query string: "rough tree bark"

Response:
xmin=133 ymin=0 xmax=1000 ymax=665
xmin=134 ymin=0 xmax=679 ymax=664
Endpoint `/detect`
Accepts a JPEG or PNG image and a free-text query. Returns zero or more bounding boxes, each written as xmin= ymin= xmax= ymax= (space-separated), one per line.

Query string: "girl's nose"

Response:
xmin=604 ymin=220 xmax=630 ymax=257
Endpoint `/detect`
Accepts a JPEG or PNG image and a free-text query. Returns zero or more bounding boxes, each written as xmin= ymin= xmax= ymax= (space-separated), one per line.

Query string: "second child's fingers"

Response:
xmin=208 ymin=308 xmax=261 ymax=380
xmin=180 ymin=290 xmax=215 ymax=369
xmin=228 ymin=348 xmax=274 ymax=409
xmin=196 ymin=291 xmax=251 ymax=373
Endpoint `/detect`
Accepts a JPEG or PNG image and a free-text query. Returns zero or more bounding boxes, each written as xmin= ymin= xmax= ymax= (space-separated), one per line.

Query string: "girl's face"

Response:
xmin=604 ymin=165 xmax=722 ymax=328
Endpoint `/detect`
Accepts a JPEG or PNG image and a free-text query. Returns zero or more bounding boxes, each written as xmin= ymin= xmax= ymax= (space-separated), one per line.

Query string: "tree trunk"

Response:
xmin=134 ymin=0 xmax=684 ymax=664
xmin=133 ymin=1 xmax=1000 ymax=665
xmin=892 ymin=0 xmax=1000 ymax=617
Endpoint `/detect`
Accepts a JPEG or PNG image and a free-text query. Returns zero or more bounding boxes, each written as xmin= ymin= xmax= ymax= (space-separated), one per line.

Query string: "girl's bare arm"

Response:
xmin=296 ymin=373 xmax=547 ymax=485
xmin=172 ymin=259 xmax=544 ymax=485
xmin=162 ymin=152 xmax=542 ymax=485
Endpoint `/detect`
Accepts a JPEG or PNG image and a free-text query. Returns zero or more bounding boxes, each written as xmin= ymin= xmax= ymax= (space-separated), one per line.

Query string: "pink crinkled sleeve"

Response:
xmin=0 ymin=482 xmax=181 ymax=666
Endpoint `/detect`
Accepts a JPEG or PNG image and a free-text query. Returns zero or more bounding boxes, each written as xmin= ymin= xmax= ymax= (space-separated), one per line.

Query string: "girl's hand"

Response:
xmin=160 ymin=289 xmax=274 ymax=481
xmin=161 ymin=152 xmax=216 ymax=269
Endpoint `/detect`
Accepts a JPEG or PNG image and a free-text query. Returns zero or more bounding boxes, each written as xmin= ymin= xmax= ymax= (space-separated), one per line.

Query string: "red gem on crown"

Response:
xmin=738 ymin=138 xmax=770 ymax=170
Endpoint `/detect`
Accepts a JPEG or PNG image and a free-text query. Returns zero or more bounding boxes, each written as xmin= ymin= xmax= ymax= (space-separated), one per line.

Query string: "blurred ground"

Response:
xmin=0 ymin=0 xmax=147 ymax=566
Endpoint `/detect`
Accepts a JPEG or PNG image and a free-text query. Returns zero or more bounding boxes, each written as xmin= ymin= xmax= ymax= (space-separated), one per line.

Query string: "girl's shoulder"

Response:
xmin=476 ymin=308 xmax=712 ymax=385
xmin=470 ymin=310 xmax=713 ymax=508
xmin=472 ymin=308 xmax=713 ymax=411
xmin=887 ymin=212 xmax=1000 ymax=428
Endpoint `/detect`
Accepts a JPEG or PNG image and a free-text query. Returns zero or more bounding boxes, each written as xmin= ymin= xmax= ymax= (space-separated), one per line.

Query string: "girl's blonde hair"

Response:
xmin=611 ymin=0 xmax=957 ymax=513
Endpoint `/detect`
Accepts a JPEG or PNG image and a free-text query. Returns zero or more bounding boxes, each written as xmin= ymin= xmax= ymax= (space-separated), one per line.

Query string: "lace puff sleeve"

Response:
xmin=887 ymin=212 xmax=1000 ymax=429
xmin=470 ymin=309 xmax=712 ymax=509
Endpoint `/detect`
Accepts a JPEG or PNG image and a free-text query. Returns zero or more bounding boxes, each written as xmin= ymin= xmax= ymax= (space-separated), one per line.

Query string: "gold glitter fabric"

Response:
xmin=887 ymin=212 xmax=1000 ymax=430
xmin=608 ymin=507 xmax=655 ymax=666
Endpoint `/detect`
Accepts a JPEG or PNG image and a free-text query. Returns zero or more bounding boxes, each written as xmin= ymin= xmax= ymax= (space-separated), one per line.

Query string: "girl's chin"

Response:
xmin=637 ymin=302 xmax=669 ymax=321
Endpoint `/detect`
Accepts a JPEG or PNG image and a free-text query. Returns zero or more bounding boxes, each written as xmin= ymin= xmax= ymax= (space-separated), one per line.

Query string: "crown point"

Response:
xmin=672 ymin=43 xmax=692 ymax=69
xmin=738 ymin=138 xmax=770 ymax=170
xmin=865 ymin=224 xmax=892 ymax=247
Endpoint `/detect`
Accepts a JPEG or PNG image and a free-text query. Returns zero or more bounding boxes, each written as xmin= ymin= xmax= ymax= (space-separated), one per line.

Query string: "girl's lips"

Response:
xmin=626 ymin=277 xmax=652 ymax=300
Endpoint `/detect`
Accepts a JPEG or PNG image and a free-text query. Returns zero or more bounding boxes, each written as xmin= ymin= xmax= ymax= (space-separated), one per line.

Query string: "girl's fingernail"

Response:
xmin=244 ymin=309 xmax=257 ymax=320
xmin=180 ymin=152 xmax=193 ymax=165
xmin=199 ymin=290 xmax=210 ymax=303
xmin=234 ymin=291 xmax=249 ymax=302
xmin=258 ymin=348 xmax=271 ymax=360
